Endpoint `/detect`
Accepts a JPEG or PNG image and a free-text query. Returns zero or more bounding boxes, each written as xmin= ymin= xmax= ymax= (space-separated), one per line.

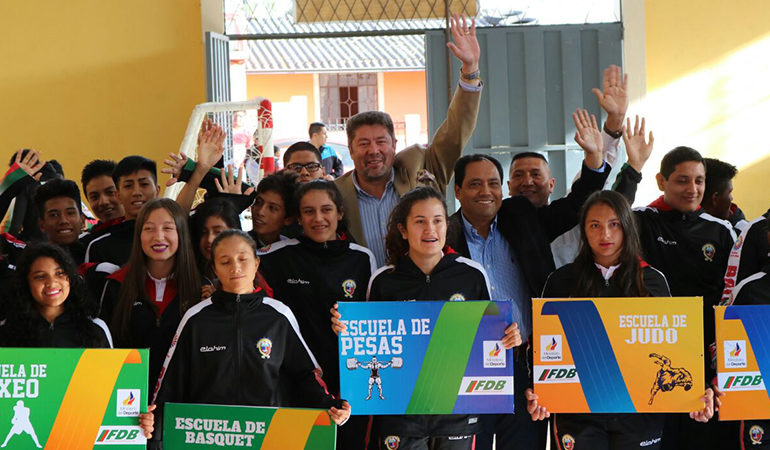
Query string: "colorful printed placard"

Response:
xmin=533 ymin=297 xmax=704 ymax=413
xmin=163 ymin=403 xmax=336 ymax=449
xmin=337 ymin=300 xmax=514 ymax=415
xmin=715 ymin=305 xmax=770 ymax=420
xmin=0 ymin=348 xmax=148 ymax=449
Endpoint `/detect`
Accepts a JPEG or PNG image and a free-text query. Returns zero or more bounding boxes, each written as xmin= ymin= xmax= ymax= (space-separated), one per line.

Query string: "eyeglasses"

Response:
xmin=286 ymin=162 xmax=322 ymax=173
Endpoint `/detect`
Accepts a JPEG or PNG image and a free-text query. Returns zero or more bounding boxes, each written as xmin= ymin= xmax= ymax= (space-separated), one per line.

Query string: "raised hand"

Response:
xmin=447 ymin=14 xmax=480 ymax=75
xmin=622 ymin=115 xmax=654 ymax=172
xmin=215 ymin=164 xmax=254 ymax=195
xmin=572 ymin=109 xmax=604 ymax=169
xmin=14 ymin=149 xmax=45 ymax=181
xmin=592 ymin=65 xmax=629 ymax=132
xmin=161 ymin=152 xmax=190 ymax=187
xmin=197 ymin=123 xmax=226 ymax=170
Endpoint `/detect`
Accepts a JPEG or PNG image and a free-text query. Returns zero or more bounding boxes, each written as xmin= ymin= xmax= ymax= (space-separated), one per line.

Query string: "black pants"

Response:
xmin=741 ymin=420 xmax=770 ymax=449
xmin=475 ymin=355 xmax=547 ymax=450
xmin=376 ymin=435 xmax=474 ymax=450
xmin=337 ymin=415 xmax=372 ymax=450
xmin=552 ymin=413 xmax=664 ymax=450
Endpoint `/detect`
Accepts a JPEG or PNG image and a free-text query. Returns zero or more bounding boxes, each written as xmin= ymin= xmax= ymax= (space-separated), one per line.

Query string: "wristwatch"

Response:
xmin=460 ymin=67 xmax=481 ymax=82
xmin=603 ymin=123 xmax=622 ymax=139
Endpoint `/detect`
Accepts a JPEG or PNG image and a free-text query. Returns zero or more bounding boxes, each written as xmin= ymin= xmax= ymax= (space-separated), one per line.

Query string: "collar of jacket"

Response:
xmin=297 ymin=235 xmax=350 ymax=254
xmin=648 ymin=195 xmax=702 ymax=213
xmin=396 ymin=248 xmax=458 ymax=277
xmin=34 ymin=309 xmax=74 ymax=328
xmin=211 ymin=288 xmax=266 ymax=309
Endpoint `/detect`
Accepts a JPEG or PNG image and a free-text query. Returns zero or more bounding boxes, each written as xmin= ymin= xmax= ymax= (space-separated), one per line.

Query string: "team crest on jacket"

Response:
xmin=384 ymin=436 xmax=400 ymax=449
xmin=561 ymin=434 xmax=575 ymax=450
xmin=702 ymin=243 xmax=716 ymax=262
xmin=750 ymin=425 xmax=764 ymax=444
xmin=342 ymin=279 xmax=357 ymax=298
xmin=257 ymin=338 xmax=272 ymax=359
xmin=449 ymin=293 xmax=466 ymax=301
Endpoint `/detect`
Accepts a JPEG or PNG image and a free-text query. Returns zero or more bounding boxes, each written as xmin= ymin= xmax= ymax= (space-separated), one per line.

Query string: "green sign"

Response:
xmin=0 ymin=348 xmax=148 ymax=449
xmin=163 ymin=403 xmax=336 ymax=449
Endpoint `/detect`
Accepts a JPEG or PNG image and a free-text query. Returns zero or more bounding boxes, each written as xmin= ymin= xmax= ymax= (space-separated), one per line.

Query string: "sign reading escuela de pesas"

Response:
xmin=337 ymin=300 xmax=514 ymax=415
xmin=533 ymin=297 xmax=704 ymax=413
xmin=0 ymin=348 xmax=148 ymax=449
xmin=162 ymin=403 xmax=336 ymax=449
xmin=715 ymin=305 xmax=770 ymax=420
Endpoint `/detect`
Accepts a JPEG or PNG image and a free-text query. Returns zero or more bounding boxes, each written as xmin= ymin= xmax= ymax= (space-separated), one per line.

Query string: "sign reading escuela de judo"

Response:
xmin=533 ymin=297 xmax=704 ymax=413
xmin=163 ymin=403 xmax=336 ymax=449
xmin=0 ymin=348 xmax=148 ymax=449
xmin=337 ymin=300 xmax=514 ymax=415
xmin=715 ymin=305 xmax=770 ymax=420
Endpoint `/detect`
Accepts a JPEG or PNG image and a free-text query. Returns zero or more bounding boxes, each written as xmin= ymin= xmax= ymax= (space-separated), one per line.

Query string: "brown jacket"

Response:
xmin=335 ymin=85 xmax=481 ymax=247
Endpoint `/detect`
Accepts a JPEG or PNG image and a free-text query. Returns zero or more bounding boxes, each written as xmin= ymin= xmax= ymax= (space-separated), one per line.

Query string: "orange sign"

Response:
xmin=533 ymin=297 xmax=704 ymax=413
xmin=715 ymin=305 xmax=770 ymax=420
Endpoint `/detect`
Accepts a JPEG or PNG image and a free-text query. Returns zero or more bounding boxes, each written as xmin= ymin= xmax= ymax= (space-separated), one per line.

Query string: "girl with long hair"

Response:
xmin=258 ymin=180 xmax=374 ymax=449
xmin=151 ymin=230 xmax=350 ymax=443
xmin=525 ymin=190 xmax=715 ymax=450
xmin=101 ymin=198 xmax=201 ymax=390
xmin=332 ymin=186 xmax=521 ymax=450
xmin=1 ymin=242 xmax=110 ymax=347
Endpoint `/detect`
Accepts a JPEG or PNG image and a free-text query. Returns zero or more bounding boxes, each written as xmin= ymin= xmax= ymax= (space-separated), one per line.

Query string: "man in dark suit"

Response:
xmin=446 ymin=109 xmax=609 ymax=450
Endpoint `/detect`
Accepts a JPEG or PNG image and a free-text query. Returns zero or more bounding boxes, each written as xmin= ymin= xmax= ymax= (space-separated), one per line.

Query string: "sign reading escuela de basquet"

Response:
xmin=163 ymin=403 xmax=336 ymax=449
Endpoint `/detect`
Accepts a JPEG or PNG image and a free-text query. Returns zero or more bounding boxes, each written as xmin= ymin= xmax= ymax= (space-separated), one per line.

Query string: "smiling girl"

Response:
xmin=258 ymin=180 xmax=374 ymax=448
xmin=1 ymin=243 xmax=111 ymax=347
xmin=101 ymin=198 xmax=201 ymax=391
xmin=333 ymin=186 xmax=520 ymax=450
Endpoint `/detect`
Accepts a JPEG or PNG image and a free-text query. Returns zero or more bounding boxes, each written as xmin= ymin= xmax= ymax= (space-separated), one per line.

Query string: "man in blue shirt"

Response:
xmin=446 ymin=111 xmax=609 ymax=450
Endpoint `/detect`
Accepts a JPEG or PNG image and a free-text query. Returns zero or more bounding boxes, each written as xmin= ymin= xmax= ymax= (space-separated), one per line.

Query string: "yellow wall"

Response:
xmin=0 ymin=1 xmax=206 ymax=191
xmin=246 ymin=73 xmax=316 ymax=128
xmin=643 ymin=0 xmax=770 ymax=217
xmin=382 ymin=71 xmax=428 ymax=135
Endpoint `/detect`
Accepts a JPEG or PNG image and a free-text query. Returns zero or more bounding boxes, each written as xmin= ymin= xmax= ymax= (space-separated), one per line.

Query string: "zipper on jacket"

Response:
xmin=235 ymin=294 xmax=243 ymax=404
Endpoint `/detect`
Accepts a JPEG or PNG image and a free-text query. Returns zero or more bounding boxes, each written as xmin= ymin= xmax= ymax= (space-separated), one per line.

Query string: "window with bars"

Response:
xmin=320 ymin=73 xmax=377 ymax=130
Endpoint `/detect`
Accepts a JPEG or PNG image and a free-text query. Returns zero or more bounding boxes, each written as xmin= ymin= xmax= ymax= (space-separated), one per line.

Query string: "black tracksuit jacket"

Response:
xmin=83 ymin=218 xmax=135 ymax=266
xmin=0 ymin=310 xmax=112 ymax=348
xmin=632 ymin=196 xmax=735 ymax=380
xmin=367 ymin=252 xmax=490 ymax=437
xmin=542 ymin=262 xmax=671 ymax=450
xmin=258 ymin=236 xmax=375 ymax=394
xmin=154 ymin=288 xmax=339 ymax=409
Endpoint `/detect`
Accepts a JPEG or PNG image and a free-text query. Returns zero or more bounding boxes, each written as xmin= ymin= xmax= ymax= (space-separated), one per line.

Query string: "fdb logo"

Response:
xmin=94 ymin=426 xmax=146 ymax=445
xmin=458 ymin=376 xmax=514 ymax=395
xmin=482 ymin=340 xmax=507 ymax=368
xmin=718 ymin=372 xmax=765 ymax=392
xmin=540 ymin=335 xmax=563 ymax=362
xmin=116 ymin=389 xmax=140 ymax=417
xmin=723 ymin=340 xmax=747 ymax=368
xmin=534 ymin=365 xmax=580 ymax=384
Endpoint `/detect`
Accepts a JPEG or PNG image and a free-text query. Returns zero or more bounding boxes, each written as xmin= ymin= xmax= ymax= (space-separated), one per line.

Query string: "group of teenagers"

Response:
xmin=1 ymin=14 xmax=769 ymax=450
